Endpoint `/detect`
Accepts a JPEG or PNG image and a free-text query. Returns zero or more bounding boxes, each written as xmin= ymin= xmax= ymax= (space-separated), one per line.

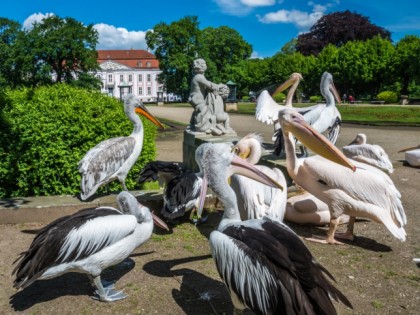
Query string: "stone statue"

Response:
xmin=187 ymin=58 xmax=234 ymax=135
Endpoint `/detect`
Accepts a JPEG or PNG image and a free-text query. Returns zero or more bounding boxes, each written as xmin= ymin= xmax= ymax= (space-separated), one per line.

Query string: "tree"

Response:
xmin=0 ymin=18 xmax=23 ymax=87
xmin=146 ymin=16 xmax=203 ymax=101
xmin=296 ymin=10 xmax=391 ymax=56
xmin=24 ymin=15 xmax=99 ymax=85
xmin=201 ymin=26 xmax=252 ymax=83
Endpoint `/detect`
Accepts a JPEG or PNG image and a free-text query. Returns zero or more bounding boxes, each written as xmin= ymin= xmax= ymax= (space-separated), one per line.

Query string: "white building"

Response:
xmin=96 ymin=49 xmax=178 ymax=102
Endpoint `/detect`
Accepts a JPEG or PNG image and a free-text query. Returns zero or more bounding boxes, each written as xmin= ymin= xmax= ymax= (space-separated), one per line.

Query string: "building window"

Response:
xmin=138 ymin=87 xmax=143 ymax=95
xmin=108 ymin=74 xmax=113 ymax=82
xmin=158 ymin=86 xmax=163 ymax=92
xmin=120 ymin=74 xmax=124 ymax=82
xmin=138 ymin=74 xmax=142 ymax=82
xmin=147 ymin=74 xmax=151 ymax=82
xmin=147 ymin=87 xmax=152 ymax=95
xmin=146 ymin=61 xmax=151 ymax=67
xmin=128 ymin=74 xmax=132 ymax=82
xmin=137 ymin=61 xmax=142 ymax=67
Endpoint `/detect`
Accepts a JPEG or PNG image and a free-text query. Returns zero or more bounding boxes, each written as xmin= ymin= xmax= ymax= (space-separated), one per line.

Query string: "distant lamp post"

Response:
xmin=157 ymin=91 xmax=164 ymax=106
xmin=225 ymin=80 xmax=238 ymax=111
xmin=118 ymin=81 xmax=131 ymax=101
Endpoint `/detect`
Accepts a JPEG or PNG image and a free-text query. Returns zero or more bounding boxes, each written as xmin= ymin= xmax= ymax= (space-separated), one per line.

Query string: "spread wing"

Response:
xmin=255 ymin=91 xmax=285 ymax=125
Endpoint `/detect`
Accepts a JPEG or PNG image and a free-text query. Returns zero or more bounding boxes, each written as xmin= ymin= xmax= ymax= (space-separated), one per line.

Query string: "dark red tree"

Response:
xmin=296 ymin=10 xmax=391 ymax=56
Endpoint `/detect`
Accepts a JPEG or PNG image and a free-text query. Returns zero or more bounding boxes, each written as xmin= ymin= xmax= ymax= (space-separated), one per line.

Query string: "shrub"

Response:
xmin=272 ymin=92 xmax=286 ymax=103
xmin=0 ymin=85 xmax=157 ymax=197
xmin=241 ymin=95 xmax=250 ymax=102
xmin=376 ymin=91 xmax=398 ymax=103
xmin=310 ymin=95 xmax=322 ymax=102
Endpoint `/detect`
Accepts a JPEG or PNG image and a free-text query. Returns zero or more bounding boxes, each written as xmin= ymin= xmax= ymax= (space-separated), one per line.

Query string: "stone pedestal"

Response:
xmin=157 ymin=101 xmax=164 ymax=106
xmin=183 ymin=129 xmax=238 ymax=172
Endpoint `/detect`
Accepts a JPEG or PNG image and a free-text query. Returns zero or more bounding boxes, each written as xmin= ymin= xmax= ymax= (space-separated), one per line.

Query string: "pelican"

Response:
xmin=398 ymin=144 xmax=420 ymax=167
xmin=78 ymin=94 xmax=164 ymax=200
xmin=230 ymin=133 xmax=287 ymax=220
xmin=256 ymin=72 xmax=302 ymax=140
xmin=137 ymin=161 xmax=186 ymax=188
xmin=197 ymin=143 xmax=352 ymax=314
xmin=342 ymin=133 xmax=394 ymax=173
xmin=279 ymin=107 xmax=406 ymax=244
xmin=257 ymin=72 xmax=341 ymax=156
xmin=12 ymin=191 xmax=169 ymax=302
xmin=159 ymin=144 xmax=211 ymax=220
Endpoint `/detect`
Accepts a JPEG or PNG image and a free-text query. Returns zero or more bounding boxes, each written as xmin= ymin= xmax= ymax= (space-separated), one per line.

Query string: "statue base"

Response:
xmin=183 ymin=129 xmax=238 ymax=172
xmin=225 ymin=102 xmax=238 ymax=111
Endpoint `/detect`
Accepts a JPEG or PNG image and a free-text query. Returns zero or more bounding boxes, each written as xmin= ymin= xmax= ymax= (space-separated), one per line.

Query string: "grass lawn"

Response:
xmin=157 ymin=102 xmax=420 ymax=126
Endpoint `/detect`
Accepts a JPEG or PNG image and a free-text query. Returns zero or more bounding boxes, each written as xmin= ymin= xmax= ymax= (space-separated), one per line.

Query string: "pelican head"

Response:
xmin=279 ymin=108 xmax=355 ymax=171
xmin=197 ymin=143 xmax=283 ymax=217
xmin=233 ymin=133 xmax=263 ymax=163
xmin=273 ymin=73 xmax=303 ymax=95
xmin=123 ymin=94 xmax=164 ymax=129
xmin=321 ymin=72 xmax=342 ymax=104
xmin=116 ymin=191 xmax=169 ymax=230
xmin=348 ymin=133 xmax=367 ymax=146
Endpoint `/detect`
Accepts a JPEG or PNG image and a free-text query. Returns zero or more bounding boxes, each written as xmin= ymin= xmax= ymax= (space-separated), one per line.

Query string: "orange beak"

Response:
xmin=135 ymin=105 xmax=165 ymax=130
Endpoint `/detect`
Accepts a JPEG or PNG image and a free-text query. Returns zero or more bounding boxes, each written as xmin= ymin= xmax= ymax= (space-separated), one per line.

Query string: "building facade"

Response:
xmin=96 ymin=49 xmax=178 ymax=102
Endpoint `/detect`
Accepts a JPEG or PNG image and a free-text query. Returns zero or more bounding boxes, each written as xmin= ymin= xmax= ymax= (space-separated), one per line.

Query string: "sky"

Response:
xmin=2 ymin=0 xmax=419 ymax=58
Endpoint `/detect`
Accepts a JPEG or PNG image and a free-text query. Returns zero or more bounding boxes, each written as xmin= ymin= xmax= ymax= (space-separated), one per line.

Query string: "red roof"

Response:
xmin=97 ymin=49 xmax=159 ymax=69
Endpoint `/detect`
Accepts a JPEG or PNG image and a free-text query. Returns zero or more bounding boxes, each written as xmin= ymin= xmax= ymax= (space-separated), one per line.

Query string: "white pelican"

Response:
xmin=398 ymin=144 xmax=420 ymax=167
xmin=279 ymin=107 xmax=407 ymax=244
xmin=257 ymin=72 xmax=341 ymax=156
xmin=78 ymin=94 xmax=164 ymax=200
xmin=12 ymin=191 xmax=168 ymax=302
xmin=342 ymin=133 xmax=394 ymax=173
xmin=197 ymin=143 xmax=352 ymax=314
xmin=256 ymin=72 xmax=302 ymax=140
xmin=230 ymin=133 xmax=287 ymax=220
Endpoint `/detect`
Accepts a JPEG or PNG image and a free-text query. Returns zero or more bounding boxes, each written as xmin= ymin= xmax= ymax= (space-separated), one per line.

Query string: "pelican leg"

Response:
xmin=91 ymin=275 xmax=127 ymax=302
xmin=88 ymin=274 xmax=115 ymax=290
xmin=305 ymin=218 xmax=344 ymax=245
xmin=334 ymin=216 xmax=356 ymax=241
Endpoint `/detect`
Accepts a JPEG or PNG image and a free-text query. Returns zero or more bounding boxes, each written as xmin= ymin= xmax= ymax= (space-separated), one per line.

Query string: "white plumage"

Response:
xmin=13 ymin=191 xmax=168 ymax=302
xmin=279 ymin=107 xmax=407 ymax=244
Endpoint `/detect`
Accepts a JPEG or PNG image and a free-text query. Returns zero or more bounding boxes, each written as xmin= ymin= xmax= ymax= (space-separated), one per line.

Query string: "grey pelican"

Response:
xmin=342 ymin=133 xmax=394 ymax=173
xmin=230 ymin=133 xmax=287 ymax=220
xmin=398 ymin=144 xmax=420 ymax=167
xmin=78 ymin=94 xmax=164 ymax=200
xmin=279 ymin=107 xmax=406 ymax=244
xmin=12 ymin=191 xmax=168 ymax=302
xmin=196 ymin=142 xmax=352 ymax=314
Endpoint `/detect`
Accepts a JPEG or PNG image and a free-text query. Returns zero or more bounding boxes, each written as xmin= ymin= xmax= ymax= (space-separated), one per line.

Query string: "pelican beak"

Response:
xmin=135 ymin=105 xmax=165 ymax=130
xmin=288 ymin=114 xmax=356 ymax=171
xmin=398 ymin=146 xmax=418 ymax=153
xmin=152 ymin=212 xmax=169 ymax=231
xmin=272 ymin=76 xmax=295 ymax=96
xmin=197 ymin=174 xmax=208 ymax=219
xmin=330 ymin=82 xmax=342 ymax=104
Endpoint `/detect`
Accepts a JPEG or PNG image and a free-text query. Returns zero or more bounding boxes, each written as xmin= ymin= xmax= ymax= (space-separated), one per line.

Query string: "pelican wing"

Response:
xmin=342 ymin=144 xmax=394 ymax=174
xmin=13 ymin=207 xmax=136 ymax=289
xmin=255 ymin=91 xmax=285 ymax=125
xmin=210 ymin=217 xmax=352 ymax=314
xmin=78 ymin=137 xmax=136 ymax=198
xmin=137 ymin=161 xmax=185 ymax=186
xmin=296 ymin=104 xmax=326 ymax=126
xmin=303 ymin=156 xmax=406 ymax=227
xmin=231 ymin=166 xmax=287 ymax=221
xmin=161 ymin=172 xmax=202 ymax=218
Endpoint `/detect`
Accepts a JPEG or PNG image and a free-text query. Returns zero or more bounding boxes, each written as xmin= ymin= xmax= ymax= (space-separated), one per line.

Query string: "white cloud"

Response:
xmin=213 ymin=0 xmax=276 ymax=16
xmin=250 ymin=51 xmax=263 ymax=59
xmin=94 ymin=23 xmax=149 ymax=50
xmin=23 ymin=12 xmax=54 ymax=29
xmin=257 ymin=1 xmax=332 ymax=30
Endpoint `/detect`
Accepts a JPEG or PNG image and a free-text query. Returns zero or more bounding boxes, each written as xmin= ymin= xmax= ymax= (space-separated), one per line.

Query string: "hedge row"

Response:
xmin=0 ymin=85 xmax=157 ymax=197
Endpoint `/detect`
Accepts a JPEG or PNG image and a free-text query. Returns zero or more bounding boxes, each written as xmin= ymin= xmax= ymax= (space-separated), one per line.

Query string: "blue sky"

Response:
xmin=2 ymin=0 xmax=419 ymax=58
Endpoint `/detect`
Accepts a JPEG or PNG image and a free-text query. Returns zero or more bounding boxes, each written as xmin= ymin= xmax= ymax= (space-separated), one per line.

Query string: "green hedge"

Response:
xmin=377 ymin=91 xmax=398 ymax=103
xmin=0 ymin=85 xmax=157 ymax=197
xmin=272 ymin=92 xmax=286 ymax=103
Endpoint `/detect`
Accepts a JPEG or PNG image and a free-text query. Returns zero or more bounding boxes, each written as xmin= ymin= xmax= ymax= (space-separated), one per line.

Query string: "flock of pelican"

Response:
xmin=12 ymin=70 xmax=414 ymax=314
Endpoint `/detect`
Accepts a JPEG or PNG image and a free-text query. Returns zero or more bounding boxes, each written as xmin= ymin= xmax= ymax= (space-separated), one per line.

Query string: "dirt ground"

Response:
xmin=1 ymin=112 xmax=420 ymax=315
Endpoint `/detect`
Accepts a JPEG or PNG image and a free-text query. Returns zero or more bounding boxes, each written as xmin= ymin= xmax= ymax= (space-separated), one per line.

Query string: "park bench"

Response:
xmin=370 ymin=100 xmax=385 ymax=104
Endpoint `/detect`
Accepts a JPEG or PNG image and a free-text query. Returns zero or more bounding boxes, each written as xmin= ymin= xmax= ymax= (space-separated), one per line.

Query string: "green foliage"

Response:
xmin=272 ymin=92 xmax=286 ymax=103
xmin=241 ymin=95 xmax=250 ymax=101
xmin=310 ymin=95 xmax=322 ymax=102
xmin=0 ymin=85 xmax=157 ymax=197
xmin=376 ymin=91 xmax=398 ymax=103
